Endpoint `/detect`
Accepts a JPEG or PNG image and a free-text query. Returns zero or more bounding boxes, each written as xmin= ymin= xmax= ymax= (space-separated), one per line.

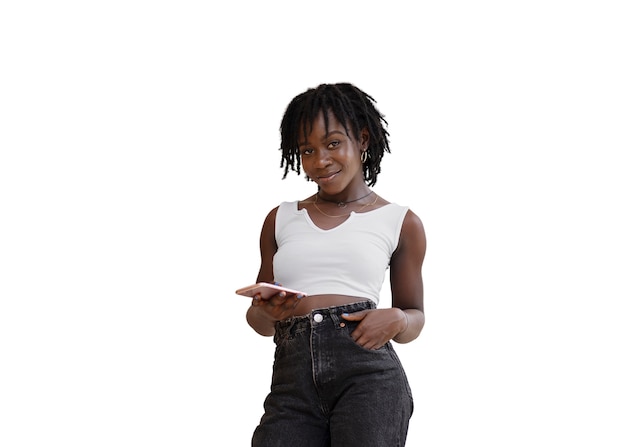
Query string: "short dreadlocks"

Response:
xmin=279 ymin=83 xmax=390 ymax=187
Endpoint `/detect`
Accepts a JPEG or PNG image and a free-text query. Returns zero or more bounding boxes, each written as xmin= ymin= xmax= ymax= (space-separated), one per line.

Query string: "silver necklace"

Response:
xmin=316 ymin=190 xmax=374 ymax=208
xmin=313 ymin=193 xmax=379 ymax=218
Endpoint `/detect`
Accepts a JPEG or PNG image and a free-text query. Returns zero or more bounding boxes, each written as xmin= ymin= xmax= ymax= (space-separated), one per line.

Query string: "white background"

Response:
xmin=1 ymin=1 xmax=625 ymax=445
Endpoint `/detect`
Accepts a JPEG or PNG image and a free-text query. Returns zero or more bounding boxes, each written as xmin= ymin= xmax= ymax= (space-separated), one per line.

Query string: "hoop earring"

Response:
xmin=361 ymin=151 xmax=368 ymax=163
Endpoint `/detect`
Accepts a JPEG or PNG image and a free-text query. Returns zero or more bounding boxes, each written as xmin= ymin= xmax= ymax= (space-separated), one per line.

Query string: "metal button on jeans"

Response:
xmin=313 ymin=313 xmax=323 ymax=323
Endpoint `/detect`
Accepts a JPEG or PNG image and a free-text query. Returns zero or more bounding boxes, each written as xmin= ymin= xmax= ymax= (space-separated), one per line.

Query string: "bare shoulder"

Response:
xmin=259 ymin=205 xmax=280 ymax=242
xmin=403 ymin=208 xmax=425 ymax=232
xmin=263 ymin=205 xmax=280 ymax=223
xmin=397 ymin=207 xmax=427 ymax=254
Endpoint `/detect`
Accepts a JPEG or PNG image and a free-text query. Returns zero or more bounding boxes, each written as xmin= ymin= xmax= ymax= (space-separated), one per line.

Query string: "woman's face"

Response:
xmin=297 ymin=110 xmax=369 ymax=196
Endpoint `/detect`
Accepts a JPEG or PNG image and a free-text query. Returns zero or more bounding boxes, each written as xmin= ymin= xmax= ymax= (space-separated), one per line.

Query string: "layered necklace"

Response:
xmin=317 ymin=190 xmax=375 ymax=208
xmin=314 ymin=191 xmax=378 ymax=218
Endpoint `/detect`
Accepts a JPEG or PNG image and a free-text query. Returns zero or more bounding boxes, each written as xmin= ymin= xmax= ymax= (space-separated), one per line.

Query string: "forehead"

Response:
xmin=298 ymin=109 xmax=352 ymax=140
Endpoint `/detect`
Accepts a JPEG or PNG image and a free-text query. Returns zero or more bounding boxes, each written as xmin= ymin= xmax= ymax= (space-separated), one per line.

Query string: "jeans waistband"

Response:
xmin=274 ymin=300 xmax=375 ymax=337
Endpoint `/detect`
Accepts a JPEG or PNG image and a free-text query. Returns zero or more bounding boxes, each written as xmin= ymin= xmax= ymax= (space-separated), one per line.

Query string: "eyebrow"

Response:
xmin=298 ymin=130 xmax=347 ymax=147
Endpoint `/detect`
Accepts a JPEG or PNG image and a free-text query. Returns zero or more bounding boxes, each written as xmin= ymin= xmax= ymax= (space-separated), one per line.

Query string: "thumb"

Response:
xmin=341 ymin=310 xmax=369 ymax=321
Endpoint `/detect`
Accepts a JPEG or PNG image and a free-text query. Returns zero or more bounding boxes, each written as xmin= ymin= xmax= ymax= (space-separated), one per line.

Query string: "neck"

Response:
xmin=317 ymin=189 xmax=374 ymax=208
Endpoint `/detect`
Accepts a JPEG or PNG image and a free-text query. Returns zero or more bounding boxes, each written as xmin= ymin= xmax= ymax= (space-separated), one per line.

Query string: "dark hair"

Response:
xmin=279 ymin=83 xmax=390 ymax=186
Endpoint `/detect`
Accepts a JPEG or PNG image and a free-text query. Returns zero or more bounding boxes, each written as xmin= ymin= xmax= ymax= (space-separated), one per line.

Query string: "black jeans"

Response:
xmin=252 ymin=301 xmax=413 ymax=446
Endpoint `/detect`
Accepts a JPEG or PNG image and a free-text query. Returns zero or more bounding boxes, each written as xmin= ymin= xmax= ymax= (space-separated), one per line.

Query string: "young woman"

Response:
xmin=246 ymin=83 xmax=427 ymax=446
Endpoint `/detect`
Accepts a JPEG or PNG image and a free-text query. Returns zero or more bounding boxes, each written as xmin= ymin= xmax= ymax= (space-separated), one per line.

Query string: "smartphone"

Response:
xmin=235 ymin=282 xmax=306 ymax=299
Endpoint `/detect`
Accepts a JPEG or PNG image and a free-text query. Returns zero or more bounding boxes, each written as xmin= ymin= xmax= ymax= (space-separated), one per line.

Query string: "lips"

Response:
xmin=317 ymin=170 xmax=341 ymax=182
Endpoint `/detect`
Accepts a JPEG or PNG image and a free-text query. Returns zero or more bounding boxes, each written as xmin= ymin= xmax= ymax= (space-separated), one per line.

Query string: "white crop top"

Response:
xmin=272 ymin=201 xmax=409 ymax=305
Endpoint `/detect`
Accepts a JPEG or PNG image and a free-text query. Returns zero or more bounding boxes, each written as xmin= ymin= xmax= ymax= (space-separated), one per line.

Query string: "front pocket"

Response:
xmin=340 ymin=323 xmax=389 ymax=354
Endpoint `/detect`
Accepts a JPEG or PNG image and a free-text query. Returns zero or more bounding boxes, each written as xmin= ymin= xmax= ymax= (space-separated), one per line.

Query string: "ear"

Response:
xmin=359 ymin=128 xmax=370 ymax=151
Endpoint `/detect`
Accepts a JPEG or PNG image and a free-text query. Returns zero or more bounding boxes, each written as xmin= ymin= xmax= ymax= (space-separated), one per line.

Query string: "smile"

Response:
xmin=317 ymin=171 xmax=341 ymax=182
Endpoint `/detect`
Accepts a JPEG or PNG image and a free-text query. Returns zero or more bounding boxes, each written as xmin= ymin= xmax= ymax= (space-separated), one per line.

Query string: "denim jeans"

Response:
xmin=252 ymin=301 xmax=414 ymax=447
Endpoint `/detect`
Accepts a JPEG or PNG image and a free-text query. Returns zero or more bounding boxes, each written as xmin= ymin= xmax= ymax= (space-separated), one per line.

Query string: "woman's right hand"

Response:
xmin=251 ymin=290 xmax=304 ymax=322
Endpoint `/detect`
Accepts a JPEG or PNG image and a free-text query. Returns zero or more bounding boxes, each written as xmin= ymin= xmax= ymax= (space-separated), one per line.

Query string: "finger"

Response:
xmin=357 ymin=337 xmax=379 ymax=350
xmin=341 ymin=310 xmax=367 ymax=321
xmin=274 ymin=291 xmax=287 ymax=304
xmin=287 ymin=293 xmax=305 ymax=309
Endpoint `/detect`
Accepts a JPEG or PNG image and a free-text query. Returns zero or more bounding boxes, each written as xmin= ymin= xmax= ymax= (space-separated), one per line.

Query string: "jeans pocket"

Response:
xmin=342 ymin=324 xmax=389 ymax=353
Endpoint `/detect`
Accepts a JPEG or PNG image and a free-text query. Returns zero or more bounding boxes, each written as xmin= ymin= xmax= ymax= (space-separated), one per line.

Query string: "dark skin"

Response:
xmin=246 ymin=110 xmax=426 ymax=349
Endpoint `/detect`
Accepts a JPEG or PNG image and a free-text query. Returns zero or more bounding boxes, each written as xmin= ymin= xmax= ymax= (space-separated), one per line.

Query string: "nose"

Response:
xmin=313 ymin=149 xmax=332 ymax=168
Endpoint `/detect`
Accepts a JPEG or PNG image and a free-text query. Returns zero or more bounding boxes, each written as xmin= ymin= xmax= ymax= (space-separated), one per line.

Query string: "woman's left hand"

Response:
xmin=341 ymin=308 xmax=407 ymax=350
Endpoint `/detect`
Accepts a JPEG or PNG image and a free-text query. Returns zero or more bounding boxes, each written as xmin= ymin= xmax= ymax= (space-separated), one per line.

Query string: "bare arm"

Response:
xmin=390 ymin=209 xmax=427 ymax=343
xmin=245 ymin=207 xmax=301 ymax=336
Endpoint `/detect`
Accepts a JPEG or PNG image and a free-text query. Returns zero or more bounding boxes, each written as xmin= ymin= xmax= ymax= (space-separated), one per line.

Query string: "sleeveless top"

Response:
xmin=272 ymin=200 xmax=409 ymax=305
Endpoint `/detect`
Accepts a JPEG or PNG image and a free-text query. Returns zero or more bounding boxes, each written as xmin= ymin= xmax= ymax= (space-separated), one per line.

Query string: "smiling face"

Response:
xmin=297 ymin=110 xmax=369 ymax=197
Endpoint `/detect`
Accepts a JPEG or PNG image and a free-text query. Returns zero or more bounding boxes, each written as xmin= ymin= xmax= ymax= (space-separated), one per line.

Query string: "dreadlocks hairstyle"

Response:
xmin=279 ymin=83 xmax=390 ymax=187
